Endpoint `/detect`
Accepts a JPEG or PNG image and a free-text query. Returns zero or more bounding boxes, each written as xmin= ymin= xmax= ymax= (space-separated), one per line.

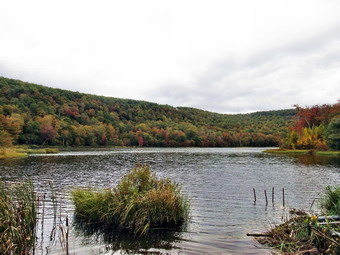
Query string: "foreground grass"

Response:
xmin=264 ymin=148 xmax=340 ymax=156
xmin=0 ymin=180 xmax=37 ymax=254
xmin=257 ymin=212 xmax=340 ymax=254
xmin=71 ymin=165 xmax=189 ymax=235
xmin=321 ymin=186 xmax=340 ymax=215
xmin=256 ymin=186 xmax=340 ymax=254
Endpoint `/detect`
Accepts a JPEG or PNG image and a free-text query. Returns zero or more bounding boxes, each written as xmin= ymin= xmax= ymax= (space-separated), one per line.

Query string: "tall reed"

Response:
xmin=0 ymin=180 xmax=37 ymax=254
xmin=320 ymin=186 xmax=340 ymax=215
xmin=72 ymin=165 xmax=189 ymax=234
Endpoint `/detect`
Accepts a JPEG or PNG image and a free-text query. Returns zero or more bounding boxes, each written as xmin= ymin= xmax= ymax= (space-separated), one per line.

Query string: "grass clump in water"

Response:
xmin=71 ymin=165 xmax=189 ymax=234
xmin=0 ymin=180 xmax=37 ymax=254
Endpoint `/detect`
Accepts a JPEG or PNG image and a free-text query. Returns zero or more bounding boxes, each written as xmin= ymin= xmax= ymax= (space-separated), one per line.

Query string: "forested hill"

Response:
xmin=0 ymin=77 xmax=296 ymax=147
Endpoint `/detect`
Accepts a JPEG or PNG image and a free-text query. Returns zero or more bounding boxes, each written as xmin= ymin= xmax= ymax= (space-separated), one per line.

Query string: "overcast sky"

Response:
xmin=0 ymin=0 xmax=339 ymax=113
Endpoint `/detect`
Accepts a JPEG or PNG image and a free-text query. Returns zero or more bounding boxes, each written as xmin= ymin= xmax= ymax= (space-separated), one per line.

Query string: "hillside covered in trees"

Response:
xmin=0 ymin=77 xmax=296 ymax=147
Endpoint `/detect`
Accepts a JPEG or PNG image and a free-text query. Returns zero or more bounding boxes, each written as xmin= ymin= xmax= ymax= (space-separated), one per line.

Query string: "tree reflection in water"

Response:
xmin=294 ymin=154 xmax=340 ymax=166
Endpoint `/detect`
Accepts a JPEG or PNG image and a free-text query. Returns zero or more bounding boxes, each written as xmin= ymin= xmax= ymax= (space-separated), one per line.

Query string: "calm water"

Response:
xmin=0 ymin=147 xmax=339 ymax=254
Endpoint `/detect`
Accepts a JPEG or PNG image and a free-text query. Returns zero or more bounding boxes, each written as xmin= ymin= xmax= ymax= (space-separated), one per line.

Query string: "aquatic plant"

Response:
xmin=320 ymin=186 xmax=340 ymax=215
xmin=71 ymin=165 xmax=189 ymax=234
xmin=0 ymin=180 xmax=37 ymax=254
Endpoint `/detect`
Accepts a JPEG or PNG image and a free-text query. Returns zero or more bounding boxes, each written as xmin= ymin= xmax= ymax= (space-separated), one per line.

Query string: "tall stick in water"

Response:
xmin=66 ymin=216 xmax=69 ymax=255
xmin=253 ymin=188 xmax=256 ymax=204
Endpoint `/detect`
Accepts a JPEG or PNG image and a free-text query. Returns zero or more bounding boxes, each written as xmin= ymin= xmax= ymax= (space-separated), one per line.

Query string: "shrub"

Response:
xmin=71 ymin=165 xmax=189 ymax=234
xmin=0 ymin=181 xmax=37 ymax=254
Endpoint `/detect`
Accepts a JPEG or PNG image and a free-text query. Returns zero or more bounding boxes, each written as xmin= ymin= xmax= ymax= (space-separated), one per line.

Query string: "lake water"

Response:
xmin=0 ymin=147 xmax=339 ymax=254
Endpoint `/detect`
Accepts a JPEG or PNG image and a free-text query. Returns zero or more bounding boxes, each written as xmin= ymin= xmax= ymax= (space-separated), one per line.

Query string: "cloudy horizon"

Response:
xmin=0 ymin=0 xmax=339 ymax=113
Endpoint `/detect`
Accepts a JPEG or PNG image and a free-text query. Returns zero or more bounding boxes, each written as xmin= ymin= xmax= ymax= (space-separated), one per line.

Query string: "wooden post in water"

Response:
xmin=272 ymin=187 xmax=274 ymax=205
xmin=282 ymin=188 xmax=285 ymax=207
xmin=264 ymin=190 xmax=268 ymax=206
xmin=66 ymin=216 xmax=69 ymax=255
xmin=253 ymin=188 xmax=256 ymax=204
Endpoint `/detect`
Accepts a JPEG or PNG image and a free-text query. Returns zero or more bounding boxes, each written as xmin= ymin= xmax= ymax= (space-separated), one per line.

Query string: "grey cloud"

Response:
xmin=148 ymin=24 xmax=340 ymax=113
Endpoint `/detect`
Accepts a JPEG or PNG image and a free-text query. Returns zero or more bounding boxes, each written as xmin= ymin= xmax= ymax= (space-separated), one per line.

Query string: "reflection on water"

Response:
xmin=295 ymin=154 xmax=340 ymax=166
xmin=73 ymin=221 xmax=184 ymax=255
xmin=0 ymin=147 xmax=339 ymax=254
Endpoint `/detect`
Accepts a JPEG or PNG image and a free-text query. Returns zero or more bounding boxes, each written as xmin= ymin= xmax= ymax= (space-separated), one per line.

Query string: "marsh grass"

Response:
xmin=320 ymin=186 xmax=340 ymax=215
xmin=0 ymin=147 xmax=59 ymax=160
xmin=15 ymin=147 xmax=59 ymax=154
xmin=264 ymin=148 xmax=340 ymax=156
xmin=0 ymin=180 xmax=37 ymax=254
xmin=0 ymin=148 xmax=27 ymax=159
xmin=316 ymin=151 xmax=340 ymax=156
xmin=72 ymin=165 xmax=189 ymax=235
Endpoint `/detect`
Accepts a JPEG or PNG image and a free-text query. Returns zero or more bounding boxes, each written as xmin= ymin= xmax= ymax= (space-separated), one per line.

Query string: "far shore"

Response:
xmin=264 ymin=148 xmax=340 ymax=156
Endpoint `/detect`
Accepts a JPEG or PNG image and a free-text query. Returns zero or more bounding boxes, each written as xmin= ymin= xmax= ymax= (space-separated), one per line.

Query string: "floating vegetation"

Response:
xmin=254 ymin=186 xmax=340 ymax=254
xmin=0 ymin=180 xmax=37 ymax=254
xmin=71 ymin=165 xmax=189 ymax=235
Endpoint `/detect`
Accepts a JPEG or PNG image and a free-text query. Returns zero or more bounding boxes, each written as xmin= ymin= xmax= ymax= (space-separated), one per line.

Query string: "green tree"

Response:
xmin=326 ymin=117 xmax=340 ymax=150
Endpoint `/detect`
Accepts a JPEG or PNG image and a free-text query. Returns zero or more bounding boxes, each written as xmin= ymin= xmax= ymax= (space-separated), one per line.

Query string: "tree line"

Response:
xmin=0 ymin=77 xmax=296 ymax=147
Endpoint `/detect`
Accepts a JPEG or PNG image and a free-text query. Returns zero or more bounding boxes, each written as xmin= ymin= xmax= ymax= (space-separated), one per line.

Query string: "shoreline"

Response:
xmin=264 ymin=148 xmax=340 ymax=156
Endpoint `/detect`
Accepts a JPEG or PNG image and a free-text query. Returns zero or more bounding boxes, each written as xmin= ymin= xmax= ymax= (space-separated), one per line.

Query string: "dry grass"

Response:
xmin=0 ymin=147 xmax=59 ymax=160
xmin=257 ymin=186 xmax=340 ymax=255
xmin=0 ymin=148 xmax=27 ymax=159
xmin=257 ymin=213 xmax=340 ymax=254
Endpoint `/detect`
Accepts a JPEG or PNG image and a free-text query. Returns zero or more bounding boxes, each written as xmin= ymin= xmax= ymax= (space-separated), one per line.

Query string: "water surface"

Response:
xmin=0 ymin=147 xmax=339 ymax=254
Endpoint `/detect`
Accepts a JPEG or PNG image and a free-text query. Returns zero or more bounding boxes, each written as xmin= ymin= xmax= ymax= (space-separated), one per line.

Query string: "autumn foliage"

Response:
xmin=284 ymin=102 xmax=340 ymax=150
xmin=0 ymin=77 xmax=296 ymax=147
